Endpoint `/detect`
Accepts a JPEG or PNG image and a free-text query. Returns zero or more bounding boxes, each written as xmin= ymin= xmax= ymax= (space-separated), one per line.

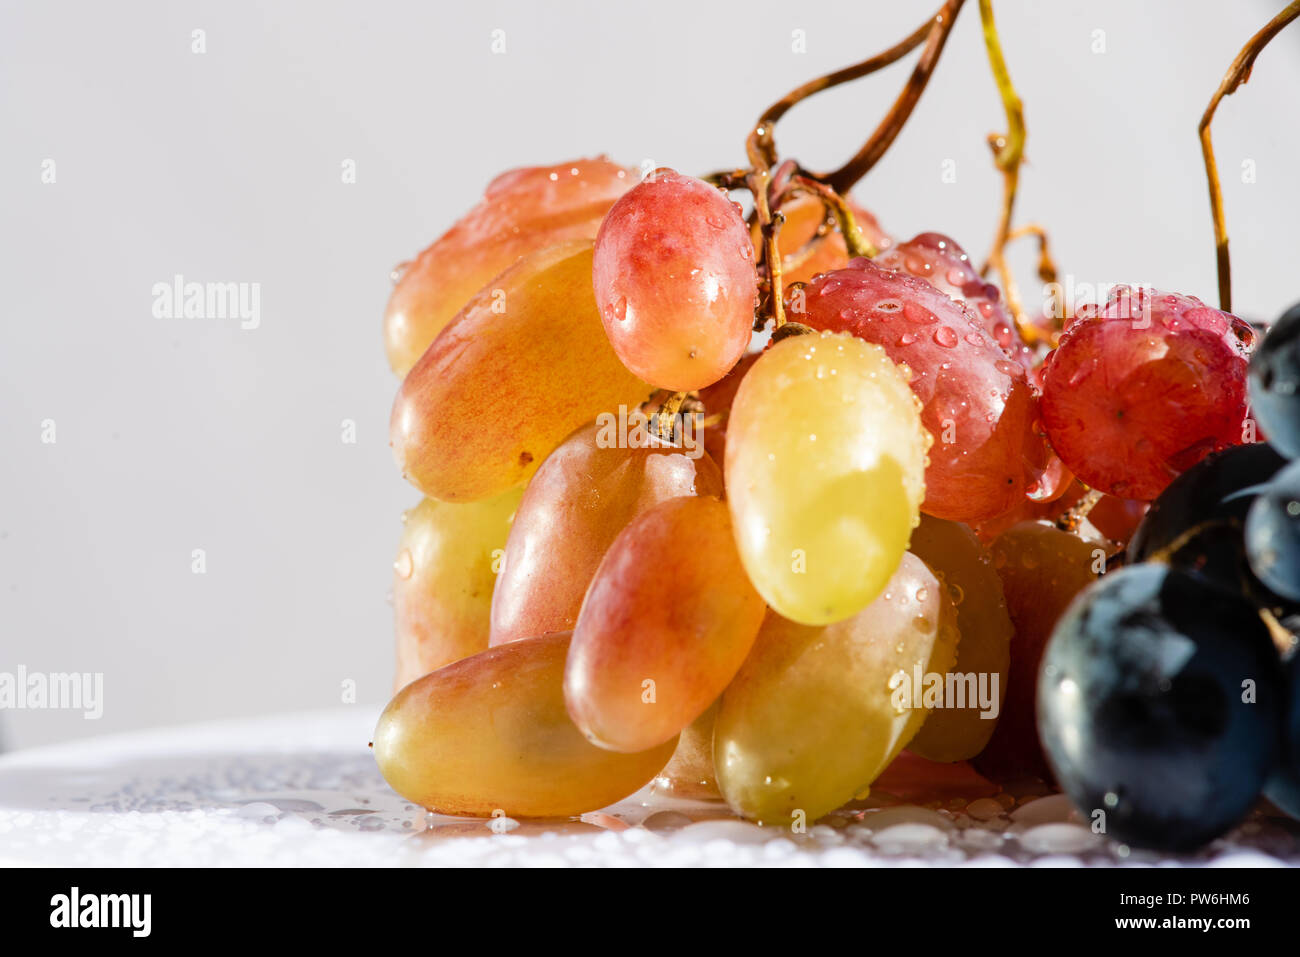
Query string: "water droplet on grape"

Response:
xmin=394 ymin=549 xmax=414 ymax=579
xmin=933 ymin=327 xmax=958 ymax=348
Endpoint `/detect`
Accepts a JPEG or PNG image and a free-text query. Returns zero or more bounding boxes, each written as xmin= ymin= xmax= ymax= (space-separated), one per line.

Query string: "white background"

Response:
xmin=2 ymin=0 xmax=1298 ymax=750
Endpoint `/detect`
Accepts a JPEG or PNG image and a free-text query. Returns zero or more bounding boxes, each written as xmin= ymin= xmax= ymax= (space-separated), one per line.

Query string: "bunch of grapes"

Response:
xmin=371 ymin=2 xmax=1300 ymax=851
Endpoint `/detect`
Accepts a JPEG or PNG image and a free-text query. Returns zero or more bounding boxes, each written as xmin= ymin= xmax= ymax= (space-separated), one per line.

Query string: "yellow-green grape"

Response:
xmin=905 ymin=514 xmax=1012 ymax=762
xmin=714 ymin=553 xmax=958 ymax=824
xmin=392 ymin=487 xmax=523 ymax=692
xmin=374 ymin=632 xmax=677 ymax=818
xmin=725 ymin=331 xmax=928 ymax=625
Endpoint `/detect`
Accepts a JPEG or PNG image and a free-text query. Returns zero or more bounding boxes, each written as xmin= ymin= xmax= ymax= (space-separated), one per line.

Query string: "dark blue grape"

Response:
xmin=1249 ymin=303 xmax=1300 ymax=458
xmin=1245 ymin=459 xmax=1300 ymax=603
xmin=1037 ymin=563 xmax=1284 ymax=852
xmin=1129 ymin=442 xmax=1285 ymax=564
xmin=1264 ymin=650 xmax=1300 ymax=819
xmin=1128 ymin=442 xmax=1294 ymax=615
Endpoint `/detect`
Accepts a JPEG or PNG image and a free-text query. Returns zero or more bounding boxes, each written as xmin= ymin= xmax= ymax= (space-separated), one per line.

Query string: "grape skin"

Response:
xmin=906 ymin=515 xmax=1013 ymax=762
xmin=373 ymin=632 xmax=677 ymax=818
xmin=389 ymin=241 xmax=650 ymax=503
xmin=725 ymin=331 xmax=928 ymax=625
xmin=384 ymin=158 xmax=631 ymax=376
xmin=1040 ymin=289 xmax=1250 ymax=500
xmin=593 ymin=170 xmax=757 ymax=391
xmin=714 ymin=553 xmax=959 ymax=824
xmin=490 ymin=420 xmax=723 ymax=646
xmin=875 ymin=231 xmax=1035 ymax=372
xmin=973 ymin=522 xmax=1098 ymax=781
xmin=1244 ymin=458 xmax=1300 ymax=602
xmin=392 ymin=488 xmax=522 ymax=692
xmin=565 ymin=496 xmax=766 ymax=753
xmin=1249 ymin=302 xmax=1300 ymax=458
xmin=801 ymin=258 xmax=1039 ymax=522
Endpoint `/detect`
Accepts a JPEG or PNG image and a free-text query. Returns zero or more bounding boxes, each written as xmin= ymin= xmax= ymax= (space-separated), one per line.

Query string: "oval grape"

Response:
xmin=725 ymin=331 xmax=928 ymax=625
xmin=566 ymin=496 xmax=766 ymax=752
xmin=652 ymin=702 xmax=722 ymax=800
xmin=390 ymin=241 xmax=649 ymax=503
xmin=490 ymin=419 xmax=723 ymax=645
xmin=973 ymin=521 xmax=1098 ymax=781
xmin=373 ymin=632 xmax=676 ymax=818
xmin=714 ymin=553 xmax=959 ymax=824
xmin=1040 ymin=288 xmax=1250 ymax=500
xmin=392 ymin=488 xmax=522 ymax=692
xmin=593 ymin=169 xmax=756 ymax=390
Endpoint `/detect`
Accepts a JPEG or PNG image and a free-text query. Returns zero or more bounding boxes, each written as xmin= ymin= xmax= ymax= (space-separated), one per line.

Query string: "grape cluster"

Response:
xmin=369 ymin=119 xmax=1298 ymax=848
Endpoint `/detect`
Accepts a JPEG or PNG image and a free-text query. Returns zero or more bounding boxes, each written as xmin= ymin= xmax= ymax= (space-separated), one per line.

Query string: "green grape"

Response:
xmin=725 ymin=331 xmax=929 ymax=625
xmin=392 ymin=487 xmax=522 ymax=692
xmin=715 ymin=553 xmax=959 ymax=824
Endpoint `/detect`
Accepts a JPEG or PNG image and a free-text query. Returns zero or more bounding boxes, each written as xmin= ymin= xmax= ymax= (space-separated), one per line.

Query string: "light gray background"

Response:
xmin=2 ymin=0 xmax=1297 ymax=749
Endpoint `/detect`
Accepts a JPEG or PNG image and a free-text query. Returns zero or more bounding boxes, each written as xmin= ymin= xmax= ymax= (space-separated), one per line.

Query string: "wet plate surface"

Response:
xmin=0 ymin=707 xmax=1295 ymax=867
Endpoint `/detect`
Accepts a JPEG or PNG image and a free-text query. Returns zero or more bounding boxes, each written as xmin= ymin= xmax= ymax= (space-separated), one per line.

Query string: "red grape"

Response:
xmin=489 ymin=420 xmax=723 ymax=646
xmin=593 ymin=169 xmax=757 ymax=391
xmin=1040 ymin=287 xmax=1251 ymax=500
xmin=565 ymin=496 xmax=765 ymax=753
xmin=875 ymin=232 xmax=1035 ymax=372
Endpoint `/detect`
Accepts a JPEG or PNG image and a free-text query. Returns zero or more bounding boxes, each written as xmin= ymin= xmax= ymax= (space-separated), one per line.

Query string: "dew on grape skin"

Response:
xmin=934 ymin=327 xmax=958 ymax=348
xmin=394 ymin=550 xmax=413 ymax=579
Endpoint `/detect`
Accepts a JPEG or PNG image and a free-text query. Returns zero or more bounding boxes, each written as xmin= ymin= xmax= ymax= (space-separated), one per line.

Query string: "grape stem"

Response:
xmin=821 ymin=0 xmax=967 ymax=194
xmin=1055 ymin=487 xmax=1102 ymax=533
xmin=1005 ymin=223 xmax=1066 ymax=335
xmin=1198 ymin=0 xmax=1300 ymax=313
xmin=787 ymin=174 xmax=879 ymax=259
xmin=707 ymin=1 xmax=965 ymax=331
xmin=745 ymin=10 xmax=941 ymax=175
xmin=746 ymin=164 xmax=788 ymax=329
xmin=650 ymin=390 xmax=690 ymax=442
xmin=976 ymin=0 xmax=1038 ymax=344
